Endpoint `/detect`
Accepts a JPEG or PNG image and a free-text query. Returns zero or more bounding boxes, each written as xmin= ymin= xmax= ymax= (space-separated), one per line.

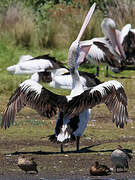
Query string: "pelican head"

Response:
xmin=101 ymin=18 xmax=116 ymax=39
xmin=54 ymin=68 xmax=69 ymax=76
xmin=101 ymin=18 xmax=126 ymax=59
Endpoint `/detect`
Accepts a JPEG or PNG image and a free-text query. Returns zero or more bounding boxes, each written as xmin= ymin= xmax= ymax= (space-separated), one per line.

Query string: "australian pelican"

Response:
xmin=30 ymin=68 xmax=69 ymax=83
xmin=7 ymin=54 xmax=66 ymax=75
xmin=119 ymin=24 xmax=135 ymax=67
xmin=110 ymin=23 xmax=135 ymax=73
xmin=7 ymin=54 xmax=69 ymax=84
xmin=1 ymin=4 xmax=128 ymax=153
xmin=48 ymin=70 xmax=101 ymax=90
xmin=84 ymin=18 xmax=126 ymax=77
xmin=30 ymin=64 xmax=101 ymax=90
xmin=7 ymin=55 xmax=33 ymax=74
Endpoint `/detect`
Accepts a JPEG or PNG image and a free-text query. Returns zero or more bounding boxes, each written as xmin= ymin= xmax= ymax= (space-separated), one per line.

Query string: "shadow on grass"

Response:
xmin=5 ymin=141 xmax=132 ymax=156
xmin=109 ymin=75 xmax=132 ymax=79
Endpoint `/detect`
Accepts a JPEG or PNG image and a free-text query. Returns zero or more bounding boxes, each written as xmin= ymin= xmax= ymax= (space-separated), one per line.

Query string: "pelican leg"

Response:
xmin=35 ymin=169 xmax=38 ymax=174
xmin=105 ymin=66 xmax=109 ymax=77
xmin=76 ymin=136 xmax=80 ymax=152
xmin=96 ymin=66 xmax=99 ymax=76
xmin=61 ymin=143 xmax=64 ymax=153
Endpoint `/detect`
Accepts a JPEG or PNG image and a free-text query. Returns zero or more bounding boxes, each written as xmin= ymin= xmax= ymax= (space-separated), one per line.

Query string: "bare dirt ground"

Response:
xmin=0 ymin=117 xmax=135 ymax=180
xmin=0 ymin=136 xmax=135 ymax=179
xmin=0 ymin=76 xmax=135 ymax=179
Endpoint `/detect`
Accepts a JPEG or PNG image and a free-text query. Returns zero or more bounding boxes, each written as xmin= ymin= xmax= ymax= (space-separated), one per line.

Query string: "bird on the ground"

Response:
xmin=111 ymin=145 xmax=132 ymax=172
xmin=7 ymin=54 xmax=66 ymax=75
xmin=17 ymin=156 xmax=38 ymax=174
xmin=1 ymin=3 xmax=128 ymax=153
xmin=7 ymin=55 xmax=33 ymax=74
xmin=30 ymin=67 xmax=69 ymax=84
xmin=28 ymin=57 xmax=101 ymax=90
xmin=49 ymin=70 xmax=101 ymax=90
xmin=90 ymin=161 xmax=111 ymax=176
xmin=7 ymin=53 xmax=69 ymax=85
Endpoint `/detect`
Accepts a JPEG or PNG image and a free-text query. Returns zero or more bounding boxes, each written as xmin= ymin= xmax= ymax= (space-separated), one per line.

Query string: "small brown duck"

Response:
xmin=111 ymin=145 xmax=132 ymax=172
xmin=17 ymin=156 xmax=38 ymax=174
xmin=90 ymin=161 xmax=111 ymax=176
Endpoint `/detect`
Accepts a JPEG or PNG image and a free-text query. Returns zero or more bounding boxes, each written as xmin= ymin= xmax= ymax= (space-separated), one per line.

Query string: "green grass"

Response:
xmin=1 ymin=30 xmax=135 ymax=95
xmin=0 ymin=115 xmax=135 ymax=153
xmin=0 ymin=29 xmax=135 ymax=154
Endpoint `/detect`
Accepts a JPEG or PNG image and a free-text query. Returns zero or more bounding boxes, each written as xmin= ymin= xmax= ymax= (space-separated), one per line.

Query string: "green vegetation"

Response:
xmin=0 ymin=0 xmax=134 ymax=50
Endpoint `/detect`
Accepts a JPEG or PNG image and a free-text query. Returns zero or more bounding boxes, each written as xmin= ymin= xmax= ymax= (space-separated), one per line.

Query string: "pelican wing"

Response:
xmin=17 ymin=54 xmax=66 ymax=74
xmin=50 ymin=71 xmax=101 ymax=90
xmin=19 ymin=60 xmax=53 ymax=72
xmin=29 ymin=54 xmax=66 ymax=69
xmin=67 ymin=80 xmax=128 ymax=128
xmin=122 ymin=31 xmax=135 ymax=64
xmin=86 ymin=41 xmax=122 ymax=68
xmin=120 ymin=24 xmax=131 ymax=44
xmin=18 ymin=55 xmax=33 ymax=64
xmin=1 ymin=80 xmax=67 ymax=129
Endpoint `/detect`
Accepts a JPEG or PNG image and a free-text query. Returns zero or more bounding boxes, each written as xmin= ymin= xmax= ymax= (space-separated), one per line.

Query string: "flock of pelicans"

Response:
xmin=1 ymin=3 xmax=135 ymax=176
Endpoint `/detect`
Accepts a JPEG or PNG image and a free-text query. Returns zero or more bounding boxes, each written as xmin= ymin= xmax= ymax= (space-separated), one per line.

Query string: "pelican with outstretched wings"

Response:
xmin=2 ymin=3 xmax=128 ymax=153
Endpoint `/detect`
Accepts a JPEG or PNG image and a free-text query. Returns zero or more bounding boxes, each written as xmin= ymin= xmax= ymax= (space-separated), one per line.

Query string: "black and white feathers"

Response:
xmin=84 ymin=18 xmax=126 ymax=68
xmin=1 ymin=79 xmax=128 ymax=129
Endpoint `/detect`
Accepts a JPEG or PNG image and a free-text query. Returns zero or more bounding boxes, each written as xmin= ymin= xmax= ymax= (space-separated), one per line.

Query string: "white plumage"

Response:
xmin=7 ymin=54 xmax=66 ymax=75
xmin=49 ymin=70 xmax=101 ymax=90
xmin=20 ymin=79 xmax=42 ymax=95
xmin=18 ymin=59 xmax=53 ymax=73
xmin=120 ymin=24 xmax=132 ymax=44
xmin=111 ymin=22 xmax=135 ymax=73
xmin=7 ymin=55 xmax=33 ymax=74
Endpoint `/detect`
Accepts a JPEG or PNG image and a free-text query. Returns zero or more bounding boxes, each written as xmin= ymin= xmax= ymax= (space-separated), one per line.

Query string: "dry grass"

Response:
xmin=45 ymin=3 xmax=104 ymax=49
xmin=0 ymin=0 xmax=135 ymax=49
xmin=0 ymin=3 xmax=37 ymax=48
xmin=107 ymin=0 xmax=135 ymax=29
xmin=0 ymin=1 xmax=103 ymax=49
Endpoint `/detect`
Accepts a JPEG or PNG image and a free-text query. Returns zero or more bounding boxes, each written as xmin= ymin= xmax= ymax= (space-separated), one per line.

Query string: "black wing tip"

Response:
xmin=115 ymin=118 xmax=128 ymax=128
xmin=1 ymin=123 xmax=9 ymax=129
xmin=1 ymin=115 xmax=13 ymax=129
